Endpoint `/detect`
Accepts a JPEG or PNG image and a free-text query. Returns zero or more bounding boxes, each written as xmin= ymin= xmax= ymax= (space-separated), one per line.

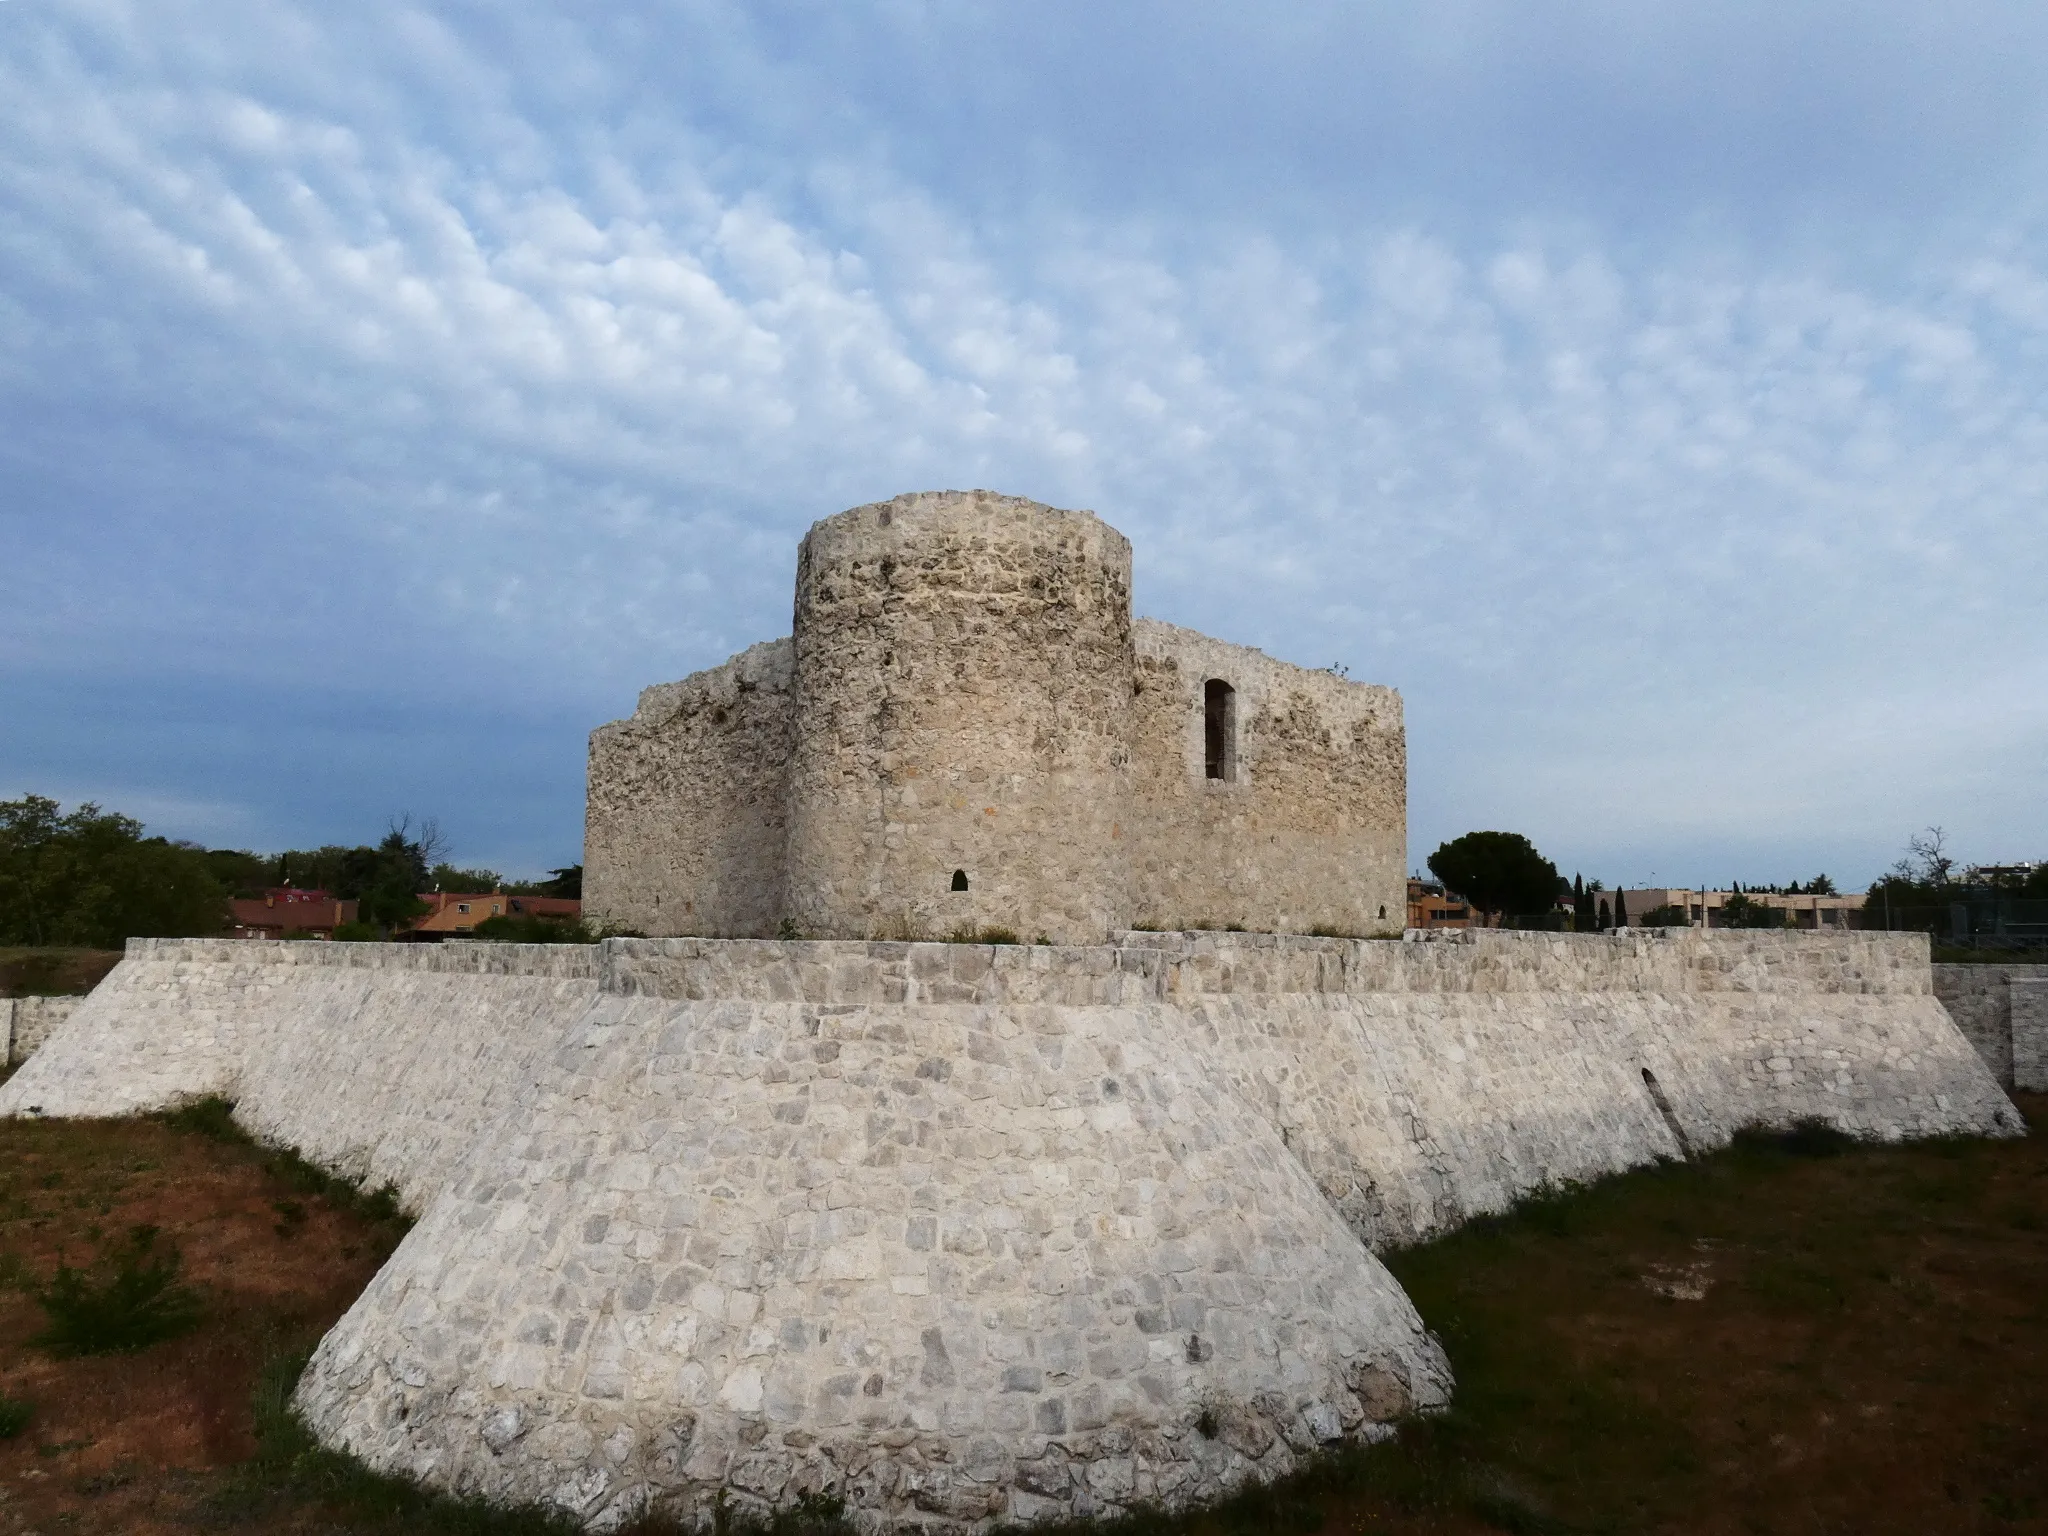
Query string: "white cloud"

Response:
xmin=1 ymin=0 xmax=2045 ymax=879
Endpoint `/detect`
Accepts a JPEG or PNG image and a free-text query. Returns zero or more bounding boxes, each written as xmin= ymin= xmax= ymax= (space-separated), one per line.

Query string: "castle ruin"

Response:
xmin=585 ymin=491 xmax=1405 ymax=944
xmin=0 ymin=488 xmax=2026 ymax=1533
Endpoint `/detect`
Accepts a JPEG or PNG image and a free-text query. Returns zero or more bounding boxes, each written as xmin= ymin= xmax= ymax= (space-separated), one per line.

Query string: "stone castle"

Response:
xmin=585 ymin=491 xmax=1405 ymax=944
xmin=0 ymin=488 xmax=2027 ymax=1533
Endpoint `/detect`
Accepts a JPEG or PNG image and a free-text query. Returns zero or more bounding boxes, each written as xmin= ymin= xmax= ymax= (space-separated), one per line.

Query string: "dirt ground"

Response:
xmin=0 ymin=1099 xmax=2043 ymax=1535
xmin=0 ymin=1113 xmax=398 ymax=1533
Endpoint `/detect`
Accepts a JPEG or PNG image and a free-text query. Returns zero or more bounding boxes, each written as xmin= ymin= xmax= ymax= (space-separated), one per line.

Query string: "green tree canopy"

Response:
xmin=1427 ymin=832 xmax=1561 ymax=920
xmin=1718 ymin=892 xmax=1787 ymax=929
xmin=429 ymin=863 xmax=503 ymax=893
xmin=0 ymin=795 xmax=226 ymax=947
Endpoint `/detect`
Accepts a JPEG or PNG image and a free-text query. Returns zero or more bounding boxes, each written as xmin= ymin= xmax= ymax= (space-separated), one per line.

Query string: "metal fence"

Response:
xmin=1861 ymin=898 xmax=2048 ymax=950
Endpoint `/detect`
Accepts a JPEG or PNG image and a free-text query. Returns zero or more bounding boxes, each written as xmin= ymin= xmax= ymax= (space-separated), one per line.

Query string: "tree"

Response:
xmin=1719 ymin=891 xmax=1787 ymax=929
xmin=0 ymin=795 xmax=226 ymax=947
xmin=505 ymin=865 xmax=582 ymax=898
xmin=1572 ymin=873 xmax=1592 ymax=933
xmin=343 ymin=818 xmax=438 ymax=934
xmin=1427 ymin=832 xmax=1561 ymax=923
xmin=1613 ymin=887 xmax=1629 ymax=928
xmin=1597 ymin=896 xmax=1611 ymax=931
xmin=430 ymin=864 xmax=504 ymax=893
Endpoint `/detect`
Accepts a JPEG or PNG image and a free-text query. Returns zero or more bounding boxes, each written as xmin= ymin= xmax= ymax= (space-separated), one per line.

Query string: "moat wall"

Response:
xmin=0 ymin=930 xmax=2017 ymax=1531
xmin=1933 ymin=963 xmax=2048 ymax=1090
xmin=3 ymin=996 xmax=81 ymax=1067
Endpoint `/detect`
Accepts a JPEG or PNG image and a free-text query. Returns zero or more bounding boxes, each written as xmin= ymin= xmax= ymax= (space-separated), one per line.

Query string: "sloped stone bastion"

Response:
xmin=0 ymin=927 xmax=2019 ymax=1530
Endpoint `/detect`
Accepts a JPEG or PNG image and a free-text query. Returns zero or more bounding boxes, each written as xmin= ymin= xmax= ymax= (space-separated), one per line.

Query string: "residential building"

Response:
xmin=1406 ymin=877 xmax=1474 ymax=930
xmin=228 ymin=888 xmax=358 ymax=940
xmin=405 ymin=893 xmax=583 ymax=939
xmin=1618 ymin=889 xmax=1865 ymax=930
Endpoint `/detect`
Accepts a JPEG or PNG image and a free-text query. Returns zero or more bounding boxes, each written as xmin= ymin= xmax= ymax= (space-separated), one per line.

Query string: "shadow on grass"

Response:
xmin=215 ymin=1355 xmax=858 ymax=1534
xmin=156 ymin=1096 xmax=413 ymax=1243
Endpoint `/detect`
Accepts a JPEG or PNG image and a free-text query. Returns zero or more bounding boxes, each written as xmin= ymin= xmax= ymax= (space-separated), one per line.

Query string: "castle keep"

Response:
xmin=585 ymin=491 xmax=1406 ymax=943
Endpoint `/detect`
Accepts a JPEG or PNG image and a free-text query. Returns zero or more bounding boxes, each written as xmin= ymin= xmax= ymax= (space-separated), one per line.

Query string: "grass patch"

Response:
xmin=945 ymin=925 xmax=1020 ymax=945
xmin=154 ymin=1096 xmax=413 ymax=1241
xmin=215 ymin=1350 xmax=585 ymax=1532
xmin=0 ymin=946 xmax=123 ymax=998
xmin=31 ymin=1223 xmax=202 ymax=1356
xmin=221 ymin=1352 xmax=857 ymax=1534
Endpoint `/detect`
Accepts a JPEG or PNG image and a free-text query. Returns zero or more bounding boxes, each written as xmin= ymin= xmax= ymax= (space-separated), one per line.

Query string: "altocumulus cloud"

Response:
xmin=1 ymin=0 xmax=2045 ymax=881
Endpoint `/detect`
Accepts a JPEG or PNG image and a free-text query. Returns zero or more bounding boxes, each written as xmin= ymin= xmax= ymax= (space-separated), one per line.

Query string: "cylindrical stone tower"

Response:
xmin=782 ymin=490 xmax=1134 ymax=942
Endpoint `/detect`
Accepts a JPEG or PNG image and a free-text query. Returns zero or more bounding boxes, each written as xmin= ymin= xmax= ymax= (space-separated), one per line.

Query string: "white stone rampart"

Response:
xmin=0 ymin=939 xmax=597 ymax=1213
xmin=0 ymin=930 xmax=2020 ymax=1531
xmin=2014 ymin=978 xmax=2048 ymax=1092
xmin=1932 ymin=962 xmax=2048 ymax=1088
xmin=1133 ymin=929 xmax=2021 ymax=1247
xmin=3 ymin=996 xmax=83 ymax=1067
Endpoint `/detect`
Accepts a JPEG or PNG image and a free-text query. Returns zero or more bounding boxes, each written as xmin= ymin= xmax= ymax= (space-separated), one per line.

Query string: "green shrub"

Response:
xmin=158 ymin=1094 xmax=249 ymax=1144
xmin=946 ymin=925 xmax=1018 ymax=945
xmin=469 ymin=913 xmax=598 ymax=944
xmin=33 ymin=1224 xmax=202 ymax=1356
xmin=1733 ymin=1118 xmax=1858 ymax=1158
xmin=0 ymin=1394 xmax=30 ymax=1439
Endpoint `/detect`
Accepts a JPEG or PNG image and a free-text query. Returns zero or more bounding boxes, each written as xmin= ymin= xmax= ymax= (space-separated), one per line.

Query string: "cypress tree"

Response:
xmin=1614 ymin=887 xmax=1628 ymax=928
xmin=1598 ymin=896 xmax=1612 ymax=930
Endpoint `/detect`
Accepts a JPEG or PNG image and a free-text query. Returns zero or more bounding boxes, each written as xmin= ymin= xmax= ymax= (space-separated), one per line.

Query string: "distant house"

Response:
xmin=1406 ymin=878 xmax=1474 ymax=930
xmin=404 ymin=892 xmax=583 ymax=940
xmin=1618 ymin=889 xmax=1865 ymax=930
xmin=229 ymin=888 xmax=358 ymax=940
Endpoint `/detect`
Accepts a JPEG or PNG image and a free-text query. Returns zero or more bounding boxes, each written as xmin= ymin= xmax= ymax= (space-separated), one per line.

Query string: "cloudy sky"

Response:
xmin=3 ymin=0 xmax=2045 ymax=888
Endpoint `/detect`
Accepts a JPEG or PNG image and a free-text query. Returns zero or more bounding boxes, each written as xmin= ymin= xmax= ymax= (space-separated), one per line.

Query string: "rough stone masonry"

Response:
xmin=584 ymin=491 xmax=1407 ymax=945
xmin=0 ymin=490 xmax=2026 ymax=1533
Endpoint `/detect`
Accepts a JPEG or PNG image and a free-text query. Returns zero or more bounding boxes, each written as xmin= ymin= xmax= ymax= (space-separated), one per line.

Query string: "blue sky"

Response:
xmin=3 ymin=0 xmax=2045 ymax=887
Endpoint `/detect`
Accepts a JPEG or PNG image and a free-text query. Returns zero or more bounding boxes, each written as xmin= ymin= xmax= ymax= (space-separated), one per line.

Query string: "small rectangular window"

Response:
xmin=1204 ymin=679 xmax=1236 ymax=780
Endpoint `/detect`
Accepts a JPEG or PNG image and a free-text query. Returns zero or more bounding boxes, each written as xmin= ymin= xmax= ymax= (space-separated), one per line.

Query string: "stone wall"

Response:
xmin=2014 ymin=978 xmax=2048 ymax=1092
xmin=1932 ymin=963 xmax=2048 ymax=1089
xmin=584 ymin=493 xmax=1409 ymax=944
xmin=1127 ymin=621 xmax=1404 ymax=938
xmin=0 ymin=939 xmax=597 ymax=1213
xmin=288 ymin=930 xmax=2011 ymax=1531
xmin=24 ymin=932 xmax=2007 ymax=1531
xmin=2 ymin=997 xmax=82 ymax=1067
xmin=585 ymin=639 xmax=795 ymax=939
xmin=782 ymin=491 xmax=1137 ymax=945
xmin=1138 ymin=928 xmax=2019 ymax=1247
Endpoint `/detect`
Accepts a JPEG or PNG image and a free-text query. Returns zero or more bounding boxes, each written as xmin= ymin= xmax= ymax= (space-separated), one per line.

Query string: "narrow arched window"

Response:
xmin=1204 ymin=679 xmax=1236 ymax=780
xmin=951 ymin=869 xmax=969 ymax=891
